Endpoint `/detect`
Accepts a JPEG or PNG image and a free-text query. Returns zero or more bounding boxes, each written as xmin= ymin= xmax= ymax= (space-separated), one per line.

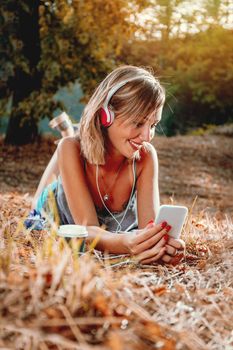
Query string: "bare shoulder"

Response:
xmin=137 ymin=142 xmax=158 ymax=174
xmin=56 ymin=137 xmax=85 ymax=171
xmin=144 ymin=142 xmax=158 ymax=160
xmin=57 ymin=136 xmax=81 ymax=156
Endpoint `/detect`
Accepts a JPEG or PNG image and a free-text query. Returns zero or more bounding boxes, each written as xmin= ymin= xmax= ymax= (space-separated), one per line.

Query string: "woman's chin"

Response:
xmin=125 ymin=149 xmax=140 ymax=160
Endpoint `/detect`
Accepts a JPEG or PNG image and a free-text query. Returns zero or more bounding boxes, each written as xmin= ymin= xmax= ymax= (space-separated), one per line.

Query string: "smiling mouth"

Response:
xmin=129 ymin=140 xmax=143 ymax=151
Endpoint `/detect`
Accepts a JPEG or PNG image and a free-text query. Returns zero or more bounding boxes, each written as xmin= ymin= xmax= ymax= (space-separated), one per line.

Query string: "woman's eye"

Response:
xmin=133 ymin=122 xmax=144 ymax=128
xmin=133 ymin=121 xmax=158 ymax=129
xmin=151 ymin=123 xmax=157 ymax=129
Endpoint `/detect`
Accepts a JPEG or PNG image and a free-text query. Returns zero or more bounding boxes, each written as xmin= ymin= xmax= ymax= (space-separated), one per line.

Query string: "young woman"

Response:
xmin=30 ymin=65 xmax=185 ymax=265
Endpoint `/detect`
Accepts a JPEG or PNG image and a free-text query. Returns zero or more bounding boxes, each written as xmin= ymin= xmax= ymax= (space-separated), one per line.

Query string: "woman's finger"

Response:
xmin=170 ymin=253 xmax=184 ymax=266
xmin=165 ymin=244 xmax=178 ymax=257
xmin=136 ymin=235 xmax=168 ymax=262
xmin=161 ymin=253 xmax=184 ymax=265
xmin=167 ymin=237 xmax=186 ymax=250
xmin=140 ymin=247 xmax=166 ymax=265
xmin=135 ymin=228 xmax=169 ymax=254
xmin=134 ymin=222 xmax=167 ymax=245
xmin=161 ymin=254 xmax=172 ymax=263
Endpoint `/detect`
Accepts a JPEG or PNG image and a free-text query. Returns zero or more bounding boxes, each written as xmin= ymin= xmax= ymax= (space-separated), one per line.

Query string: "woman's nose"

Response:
xmin=139 ymin=124 xmax=151 ymax=142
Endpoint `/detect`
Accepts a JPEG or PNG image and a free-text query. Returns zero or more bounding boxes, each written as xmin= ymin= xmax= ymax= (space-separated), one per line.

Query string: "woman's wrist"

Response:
xmin=86 ymin=226 xmax=129 ymax=254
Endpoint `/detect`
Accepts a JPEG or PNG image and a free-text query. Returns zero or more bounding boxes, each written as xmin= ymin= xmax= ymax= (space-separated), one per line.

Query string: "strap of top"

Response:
xmin=133 ymin=157 xmax=137 ymax=187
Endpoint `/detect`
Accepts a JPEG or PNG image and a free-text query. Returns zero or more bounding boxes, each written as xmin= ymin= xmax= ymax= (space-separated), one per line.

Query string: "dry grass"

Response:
xmin=0 ymin=193 xmax=232 ymax=350
xmin=1 ymin=134 xmax=233 ymax=215
xmin=0 ymin=134 xmax=232 ymax=349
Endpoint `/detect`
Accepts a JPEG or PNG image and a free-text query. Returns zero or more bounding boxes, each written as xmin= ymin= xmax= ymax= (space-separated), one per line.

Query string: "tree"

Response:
xmin=151 ymin=0 xmax=185 ymax=40
xmin=0 ymin=0 xmax=148 ymax=145
xmin=120 ymin=26 xmax=233 ymax=135
xmin=163 ymin=27 xmax=233 ymax=132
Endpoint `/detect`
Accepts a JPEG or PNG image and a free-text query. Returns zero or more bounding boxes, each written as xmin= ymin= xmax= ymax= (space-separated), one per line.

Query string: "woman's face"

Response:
xmin=106 ymin=107 xmax=163 ymax=159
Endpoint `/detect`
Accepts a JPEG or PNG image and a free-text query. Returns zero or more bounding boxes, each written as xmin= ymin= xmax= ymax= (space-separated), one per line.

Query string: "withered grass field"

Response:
xmin=0 ymin=133 xmax=233 ymax=350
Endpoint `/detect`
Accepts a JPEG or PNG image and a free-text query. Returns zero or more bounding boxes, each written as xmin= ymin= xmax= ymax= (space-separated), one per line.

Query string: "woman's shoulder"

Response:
xmin=57 ymin=136 xmax=81 ymax=152
xmin=57 ymin=136 xmax=83 ymax=162
xmin=136 ymin=142 xmax=158 ymax=175
xmin=139 ymin=142 xmax=158 ymax=164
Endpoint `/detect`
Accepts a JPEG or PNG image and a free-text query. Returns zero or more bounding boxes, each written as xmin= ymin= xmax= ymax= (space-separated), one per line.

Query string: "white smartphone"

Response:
xmin=155 ymin=205 xmax=188 ymax=239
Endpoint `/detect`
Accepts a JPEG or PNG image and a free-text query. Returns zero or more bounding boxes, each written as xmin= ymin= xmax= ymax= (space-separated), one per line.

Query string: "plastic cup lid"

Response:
xmin=57 ymin=225 xmax=88 ymax=238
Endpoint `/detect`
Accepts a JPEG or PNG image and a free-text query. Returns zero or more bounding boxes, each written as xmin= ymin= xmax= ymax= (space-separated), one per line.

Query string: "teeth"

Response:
xmin=129 ymin=140 xmax=142 ymax=149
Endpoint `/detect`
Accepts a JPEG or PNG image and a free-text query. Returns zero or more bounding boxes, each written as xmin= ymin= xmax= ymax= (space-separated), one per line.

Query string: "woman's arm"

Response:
xmin=57 ymin=137 xmax=99 ymax=226
xmin=87 ymin=222 xmax=168 ymax=262
xmin=31 ymin=149 xmax=59 ymax=209
xmin=136 ymin=143 xmax=160 ymax=228
xmin=136 ymin=144 xmax=185 ymax=264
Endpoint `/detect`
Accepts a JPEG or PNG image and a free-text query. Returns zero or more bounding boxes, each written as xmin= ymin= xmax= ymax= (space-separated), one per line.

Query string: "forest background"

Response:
xmin=0 ymin=0 xmax=232 ymax=144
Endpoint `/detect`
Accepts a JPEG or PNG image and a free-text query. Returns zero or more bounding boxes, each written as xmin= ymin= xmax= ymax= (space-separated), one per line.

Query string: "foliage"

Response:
xmin=120 ymin=26 xmax=233 ymax=135
xmin=165 ymin=27 xmax=233 ymax=133
xmin=0 ymin=0 xmax=148 ymax=144
xmin=189 ymin=123 xmax=233 ymax=137
xmin=38 ymin=0 xmax=148 ymax=97
xmin=188 ymin=124 xmax=217 ymax=136
xmin=143 ymin=0 xmax=187 ymax=40
xmin=138 ymin=0 xmax=232 ymax=40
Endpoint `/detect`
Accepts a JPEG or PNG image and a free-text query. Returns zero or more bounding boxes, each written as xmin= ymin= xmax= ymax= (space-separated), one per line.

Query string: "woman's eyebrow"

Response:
xmin=143 ymin=115 xmax=159 ymax=124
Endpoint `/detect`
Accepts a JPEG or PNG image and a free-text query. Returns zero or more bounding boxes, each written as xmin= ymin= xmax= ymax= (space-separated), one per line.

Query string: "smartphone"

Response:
xmin=155 ymin=205 xmax=188 ymax=239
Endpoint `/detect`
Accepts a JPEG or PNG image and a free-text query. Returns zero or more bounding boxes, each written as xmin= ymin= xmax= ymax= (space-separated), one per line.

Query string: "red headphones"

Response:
xmin=100 ymin=78 xmax=139 ymax=127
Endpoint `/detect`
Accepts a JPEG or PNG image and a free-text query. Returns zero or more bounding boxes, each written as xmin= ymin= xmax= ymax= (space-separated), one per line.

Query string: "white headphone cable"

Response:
xmin=96 ymin=159 xmax=136 ymax=233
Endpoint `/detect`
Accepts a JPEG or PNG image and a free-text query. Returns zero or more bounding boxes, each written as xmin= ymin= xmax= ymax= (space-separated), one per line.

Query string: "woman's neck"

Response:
xmin=104 ymin=139 xmax=128 ymax=171
xmin=104 ymin=152 xmax=127 ymax=172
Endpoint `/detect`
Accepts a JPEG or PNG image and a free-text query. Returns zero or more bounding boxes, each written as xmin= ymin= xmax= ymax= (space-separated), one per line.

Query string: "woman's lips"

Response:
xmin=129 ymin=140 xmax=143 ymax=151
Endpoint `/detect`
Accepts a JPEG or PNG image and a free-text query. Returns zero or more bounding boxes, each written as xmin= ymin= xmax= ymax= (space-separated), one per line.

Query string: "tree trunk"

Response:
xmin=5 ymin=111 xmax=39 ymax=145
xmin=5 ymin=0 xmax=41 ymax=145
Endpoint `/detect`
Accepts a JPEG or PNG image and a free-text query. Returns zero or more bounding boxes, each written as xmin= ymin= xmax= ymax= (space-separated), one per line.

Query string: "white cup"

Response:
xmin=57 ymin=225 xmax=88 ymax=252
xmin=49 ymin=112 xmax=74 ymax=137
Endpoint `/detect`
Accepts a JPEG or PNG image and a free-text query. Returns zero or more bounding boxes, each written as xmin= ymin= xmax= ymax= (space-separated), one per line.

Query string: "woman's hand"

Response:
xmin=122 ymin=221 xmax=170 ymax=264
xmin=161 ymin=236 xmax=186 ymax=265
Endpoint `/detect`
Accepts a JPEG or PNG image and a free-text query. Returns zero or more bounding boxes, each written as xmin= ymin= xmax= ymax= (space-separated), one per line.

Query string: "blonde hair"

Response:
xmin=79 ymin=65 xmax=165 ymax=165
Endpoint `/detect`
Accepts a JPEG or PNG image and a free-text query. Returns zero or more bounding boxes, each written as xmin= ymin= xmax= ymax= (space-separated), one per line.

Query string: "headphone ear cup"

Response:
xmin=100 ymin=107 xmax=109 ymax=127
xmin=100 ymin=107 xmax=114 ymax=127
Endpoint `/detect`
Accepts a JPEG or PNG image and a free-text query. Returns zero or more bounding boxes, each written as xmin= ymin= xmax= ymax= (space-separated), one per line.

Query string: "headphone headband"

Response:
xmin=103 ymin=78 xmax=138 ymax=107
xmin=100 ymin=77 xmax=140 ymax=127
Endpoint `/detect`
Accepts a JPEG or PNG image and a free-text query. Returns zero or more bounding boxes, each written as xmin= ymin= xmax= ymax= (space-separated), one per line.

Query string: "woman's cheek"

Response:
xmin=150 ymin=128 xmax=155 ymax=141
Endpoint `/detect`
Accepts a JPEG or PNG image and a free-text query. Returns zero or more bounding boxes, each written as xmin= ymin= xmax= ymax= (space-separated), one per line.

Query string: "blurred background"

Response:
xmin=0 ymin=0 xmax=232 ymax=144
